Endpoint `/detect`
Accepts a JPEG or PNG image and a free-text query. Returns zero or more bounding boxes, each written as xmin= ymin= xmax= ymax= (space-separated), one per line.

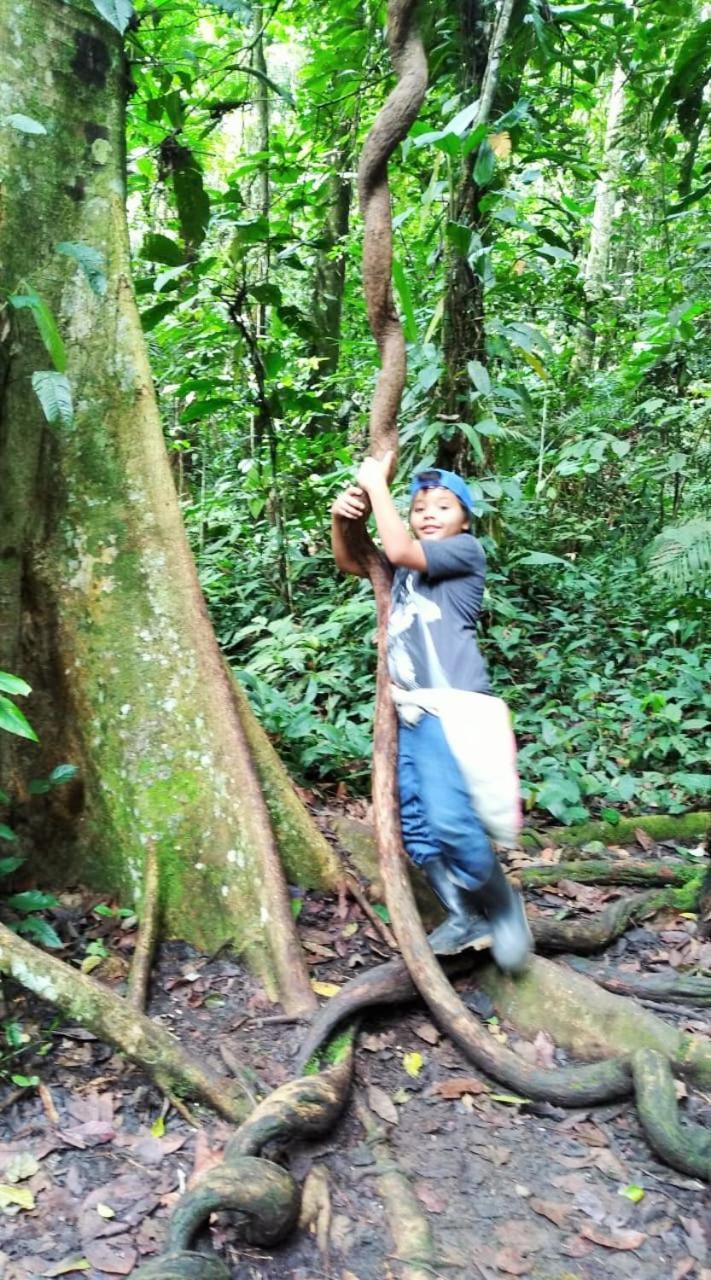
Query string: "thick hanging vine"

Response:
xmin=131 ymin=6 xmax=431 ymax=1276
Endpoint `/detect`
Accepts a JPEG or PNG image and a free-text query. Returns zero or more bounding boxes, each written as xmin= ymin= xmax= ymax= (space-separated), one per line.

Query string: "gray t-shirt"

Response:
xmin=387 ymin=533 xmax=490 ymax=693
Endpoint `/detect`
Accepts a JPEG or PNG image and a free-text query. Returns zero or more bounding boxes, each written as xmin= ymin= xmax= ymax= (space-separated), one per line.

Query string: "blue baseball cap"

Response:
xmin=410 ymin=467 xmax=474 ymax=513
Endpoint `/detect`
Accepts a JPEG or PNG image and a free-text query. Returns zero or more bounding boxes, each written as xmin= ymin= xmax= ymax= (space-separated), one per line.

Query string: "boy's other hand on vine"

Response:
xmin=332 ymin=485 xmax=370 ymax=521
xmin=357 ymin=450 xmax=394 ymax=494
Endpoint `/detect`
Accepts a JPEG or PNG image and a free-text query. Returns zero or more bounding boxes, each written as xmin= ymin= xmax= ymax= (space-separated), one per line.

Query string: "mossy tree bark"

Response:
xmin=0 ymin=0 xmax=335 ymax=1012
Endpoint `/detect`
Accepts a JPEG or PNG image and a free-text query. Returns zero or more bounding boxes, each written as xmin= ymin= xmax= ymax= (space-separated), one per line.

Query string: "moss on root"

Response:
xmin=521 ymin=811 xmax=709 ymax=850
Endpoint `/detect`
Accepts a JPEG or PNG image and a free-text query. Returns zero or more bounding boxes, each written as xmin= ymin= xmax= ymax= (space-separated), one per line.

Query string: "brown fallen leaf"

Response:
xmin=673 ymin=1259 xmax=697 ymax=1280
xmin=556 ymin=879 xmax=606 ymax=911
xmin=361 ymin=1031 xmax=393 ymax=1052
xmin=414 ymin=1181 xmax=447 ymax=1214
xmin=560 ymin=1235 xmax=594 ymax=1259
xmin=495 ymin=1220 xmax=547 ymax=1253
xmin=680 ymin=1216 xmax=707 ymax=1263
xmin=84 ymin=1238 xmax=137 ymax=1275
xmin=38 ymin=1083 xmax=60 ymax=1127
xmin=367 ymin=1085 xmax=398 ymax=1125
xmin=571 ymin=1119 xmax=608 ymax=1147
xmin=191 ymin=1131 xmax=223 ymax=1178
xmin=302 ymin=939 xmax=337 ymax=959
xmin=580 ymin=1225 xmax=647 ymax=1251
xmin=66 ymin=1090 xmax=114 ymax=1124
xmin=431 ymin=1076 xmax=489 ymax=1099
xmin=593 ymin=1147 xmax=627 ymax=1178
xmin=530 ymin=1197 xmax=574 ymax=1228
xmin=549 ymin=1172 xmax=589 ymax=1194
xmin=413 ymin=1022 xmax=440 ymax=1045
xmin=298 ymin=1165 xmax=331 ymax=1258
xmin=57 ymin=1121 xmax=116 ymax=1149
xmin=552 ymin=1152 xmax=595 ymax=1170
xmin=494 ymin=1247 xmax=529 ymax=1275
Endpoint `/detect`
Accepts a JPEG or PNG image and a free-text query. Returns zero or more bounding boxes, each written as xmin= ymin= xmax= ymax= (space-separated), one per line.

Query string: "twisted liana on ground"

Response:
xmin=133 ymin=1052 xmax=354 ymax=1280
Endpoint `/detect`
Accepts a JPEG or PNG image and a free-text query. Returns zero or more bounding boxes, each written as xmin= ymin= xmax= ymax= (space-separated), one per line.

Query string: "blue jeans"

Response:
xmin=397 ymin=713 xmax=495 ymax=891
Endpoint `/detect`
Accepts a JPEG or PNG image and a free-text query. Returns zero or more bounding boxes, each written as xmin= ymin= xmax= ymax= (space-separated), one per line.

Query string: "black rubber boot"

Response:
xmin=423 ymin=856 xmax=493 ymax=955
xmin=471 ymin=859 xmax=533 ymax=974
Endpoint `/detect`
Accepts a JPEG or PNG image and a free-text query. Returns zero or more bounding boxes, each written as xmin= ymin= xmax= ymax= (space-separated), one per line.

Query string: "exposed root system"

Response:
xmin=0 ymin=923 xmax=250 ymax=1124
xmin=518 ymin=856 xmax=699 ymax=890
xmin=134 ymin=1052 xmax=355 ymax=1279
xmin=632 ymin=1049 xmax=711 ymax=1180
xmin=565 ymin=956 xmax=711 ymax=1005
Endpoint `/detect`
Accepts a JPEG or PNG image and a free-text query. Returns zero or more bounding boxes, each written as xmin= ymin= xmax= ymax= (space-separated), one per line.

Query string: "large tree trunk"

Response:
xmin=0 ymin=0 xmax=335 ymax=1012
xmin=310 ymin=125 xmax=354 ymax=378
xmin=574 ymin=64 xmax=626 ymax=371
xmin=436 ymin=0 xmax=515 ymax=474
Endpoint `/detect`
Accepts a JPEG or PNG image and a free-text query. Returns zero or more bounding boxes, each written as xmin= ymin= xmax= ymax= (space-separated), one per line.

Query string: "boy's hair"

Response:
xmin=410 ymin=467 xmax=474 ymax=528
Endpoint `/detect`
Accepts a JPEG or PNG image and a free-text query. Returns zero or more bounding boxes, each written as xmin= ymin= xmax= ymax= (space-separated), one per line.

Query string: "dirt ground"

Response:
xmin=0 ymin=842 xmax=709 ymax=1280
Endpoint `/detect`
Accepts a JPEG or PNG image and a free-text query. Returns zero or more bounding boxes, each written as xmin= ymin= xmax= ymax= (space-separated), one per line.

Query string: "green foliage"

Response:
xmin=487 ymin=557 xmax=709 ymax=822
xmin=6 ymin=288 xmax=74 ymax=424
xmin=0 ymin=679 xmax=75 ymax=933
xmin=120 ymin=0 xmax=709 ymax=824
xmin=9 ymin=291 xmax=66 ymax=371
xmin=647 ymin=517 xmax=711 ymax=590
xmin=0 ymin=674 xmax=37 ymax=743
xmin=30 ymin=372 xmax=74 ymax=428
xmin=89 ymin=0 xmax=134 ymax=34
xmin=0 ymin=857 xmax=62 ymax=949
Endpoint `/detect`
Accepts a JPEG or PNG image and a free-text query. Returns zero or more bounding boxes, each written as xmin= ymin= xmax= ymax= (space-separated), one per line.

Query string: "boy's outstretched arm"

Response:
xmin=357 ymin=454 xmax=426 ymax=571
xmin=331 ymin=486 xmax=369 ymax=576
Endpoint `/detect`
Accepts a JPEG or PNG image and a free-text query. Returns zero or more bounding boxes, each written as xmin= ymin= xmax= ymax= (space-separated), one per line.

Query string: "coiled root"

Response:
xmin=133 ymin=1054 xmax=354 ymax=1277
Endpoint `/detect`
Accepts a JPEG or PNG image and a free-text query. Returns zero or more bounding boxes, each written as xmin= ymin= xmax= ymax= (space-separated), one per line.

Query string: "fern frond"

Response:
xmin=647 ymin=517 xmax=711 ymax=590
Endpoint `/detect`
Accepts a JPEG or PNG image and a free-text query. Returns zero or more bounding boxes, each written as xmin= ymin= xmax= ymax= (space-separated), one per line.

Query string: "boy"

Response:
xmin=331 ymin=453 xmax=532 ymax=974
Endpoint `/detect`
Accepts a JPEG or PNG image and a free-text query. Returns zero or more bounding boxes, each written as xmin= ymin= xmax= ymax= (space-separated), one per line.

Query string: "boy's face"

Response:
xmin=410 ymin=486 xmax=469 ymax=541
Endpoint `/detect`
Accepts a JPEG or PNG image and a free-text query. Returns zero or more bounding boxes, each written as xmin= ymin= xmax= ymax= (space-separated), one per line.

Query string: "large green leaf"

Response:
xmin=473 ymin=139 xmax=496 ymax=187
xmin=467 ymin=360 xmax=491 ymax=396
xmin=141 ymin=300 xmax=180 ymax=331
xmin=6 ymin=890 xmax=59 ymax=913
xmin=31 ymin=372 xmax=74 ymax=428
xmin=0 ymin=695 xmax=38 ymax=741
xmin=518 ymin=551 xmax=574 ymax=568
xmin=89 ymin=0 xmax=134 ymax=34
xmin=9 ymin=292 xmax=66 ymax=371
xmin=14 ymin=917 xmax=63 ymax=949
xmin=650 ymin=22 xmax=711 ymax=132
xmin=140 ymin=234 xmax=187 ymax=266
xmin=0 ymin=673 xmax=31 ymax=696
xmin=647 ymin=518 xmax=711 ymax=590
xmin=392 ymin=257 xmax=417 ymax=344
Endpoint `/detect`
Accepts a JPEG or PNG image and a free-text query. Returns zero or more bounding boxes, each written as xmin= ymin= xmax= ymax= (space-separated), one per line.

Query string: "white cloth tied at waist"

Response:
xmin=390 ymin=685 xmax=522 ymax=848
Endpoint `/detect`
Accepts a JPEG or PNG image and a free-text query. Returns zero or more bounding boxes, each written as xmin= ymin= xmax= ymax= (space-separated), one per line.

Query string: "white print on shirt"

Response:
xmin=388 ymin=572 xmax=449 ymax=689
